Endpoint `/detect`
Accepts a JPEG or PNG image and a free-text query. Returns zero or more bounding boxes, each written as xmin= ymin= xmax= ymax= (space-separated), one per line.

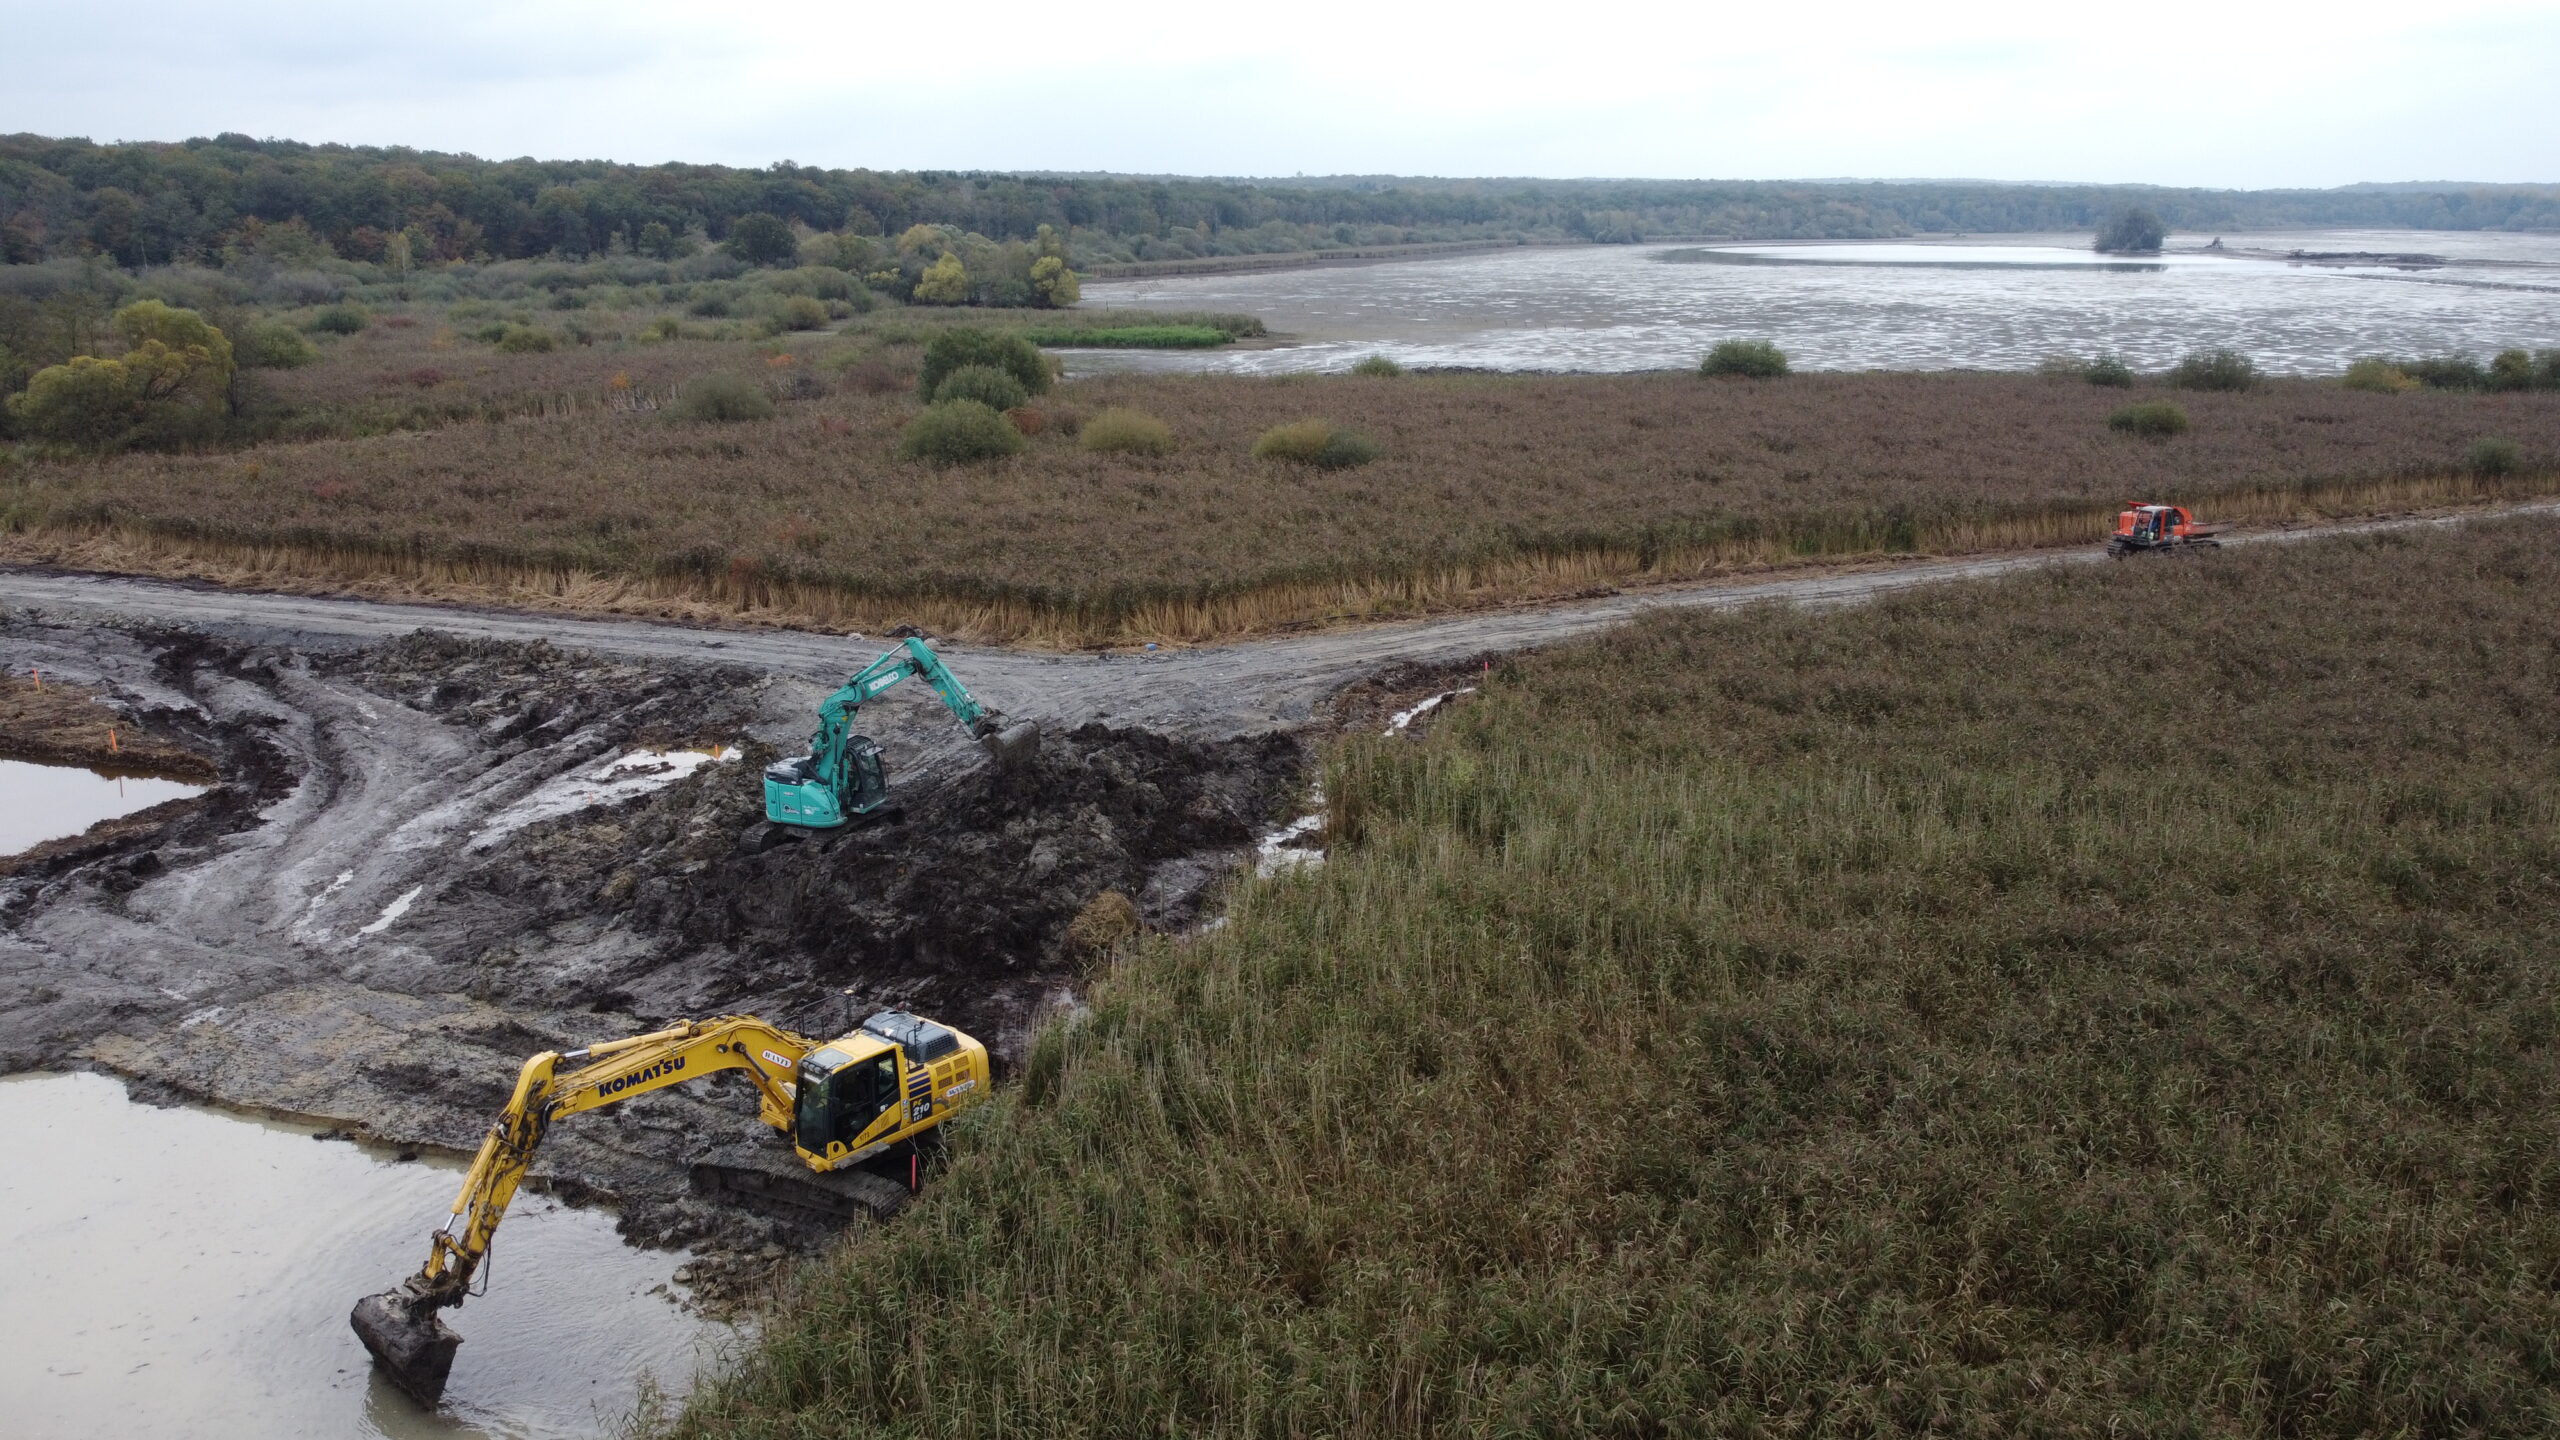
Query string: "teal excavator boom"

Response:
xmin=764 ymin=637 xmax=1039 ymax=827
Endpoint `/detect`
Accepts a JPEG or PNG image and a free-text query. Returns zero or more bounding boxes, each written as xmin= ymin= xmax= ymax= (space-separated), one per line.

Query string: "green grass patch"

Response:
xmin=675 ymin=517 xmax=2560 ymax=1438
xmin=1018 ymin=324 xmax=1235 ymax=349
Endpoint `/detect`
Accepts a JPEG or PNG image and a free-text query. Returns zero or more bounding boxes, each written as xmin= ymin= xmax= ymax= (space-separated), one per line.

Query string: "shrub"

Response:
xmin=643 ymin=316 xmax=683 ymax=342
xmin=1701 ymin=339 xmax=1788 ymax=378
xmin=9 ymin=304 xmax=234 ymax=450
xmin=1064 ymin=889 xmax=1138 ymax=955
xmin=1080 ymin=407 xmax=1175 ymax=456
xmin=2108 ymin=400 xmax=2190 ymax=438
xmin=668 ymin=373 xmax=776 ymax=423
xmin=778 ymin=296 xmax=830 ymax=332
xmin=2467 ymin=437 xmax=2523 ymax=476
xmin=495 ymin=326 xmax=558 ymax=354
xmin=1254 ymin=418 xmax=1381 ymax=469
xmin=1253 ymin=418 xmax=1334 ymax=463
xmin=2094 ymin=206 xmax=2166 ymax=254
xmin=836 ymin=358 xmax=910 ymax=395
xmin=689 ymin=292 xmax=733 ymax=318
xmin=899 ymin=399 xmax=1023 ymax=464
xmin=918 ymin=329 xmax=1048 ymax=402
xmin=7 ymin=355 xmax=138 ymax=447
xmin=2169 ymin=348 xmax=2257 ymax=392
xmin=1350 ymin=354 xmax=1405 ymax=377
xmin=1029 ymin=255 xmax=1080 ymax=308
xmin=2404 ymin=356 xmax=2485 ymax=390
xmin=2342 ymin=357 xmax=2419 ymax=394
xmin=724 ymin=212 xmax=797 ymax=267
xmin=766 ymin=266 xmax=859 ymax=301
xmin=2488 ymin=349 xmax=2536 ymax=392
xmin=1319 ymin=429 xmax=1384 ymax=469
xmin=932 ymin=363 xmax=1029 ymax=413
xmin=2085 ymin=355 xmax=2135 ymax=388
xmin=237 ymin=319 xmax=318 ymax=369
xmin=914 ymin=253 xmax=969 ymax=305
xmin=307 ymin=304 xmax=369 ymax=335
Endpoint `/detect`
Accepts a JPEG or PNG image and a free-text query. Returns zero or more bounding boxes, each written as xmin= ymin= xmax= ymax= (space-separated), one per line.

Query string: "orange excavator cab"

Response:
xmin=2108 ymin=503 xmax=2221 ymax=558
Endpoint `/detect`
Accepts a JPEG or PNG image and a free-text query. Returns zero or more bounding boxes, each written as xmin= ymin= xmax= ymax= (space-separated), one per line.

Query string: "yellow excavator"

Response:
xmin=351 ymin=1009 xmax=991 ymax=1405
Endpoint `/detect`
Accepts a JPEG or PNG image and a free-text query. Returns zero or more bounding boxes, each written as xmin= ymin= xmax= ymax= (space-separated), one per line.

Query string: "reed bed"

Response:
xmin=674 ymin=517 xmax=2560 ymax=1438
xmin=248 ymin=324 xmax=789 ymax=436
xmin=8 ymin=372 xmax=2557 ymax=645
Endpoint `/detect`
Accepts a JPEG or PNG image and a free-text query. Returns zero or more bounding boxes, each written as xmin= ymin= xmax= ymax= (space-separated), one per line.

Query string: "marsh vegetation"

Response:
xmin=672 ymin=517 xmax=2560 ymax=1438
xmin=6 ymin=355 xmax=2553 ymax=643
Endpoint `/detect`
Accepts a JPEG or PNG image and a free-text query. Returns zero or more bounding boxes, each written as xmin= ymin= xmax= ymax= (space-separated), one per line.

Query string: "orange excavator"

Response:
xmin=2108 ymin=503 xmax=2224 ymax=558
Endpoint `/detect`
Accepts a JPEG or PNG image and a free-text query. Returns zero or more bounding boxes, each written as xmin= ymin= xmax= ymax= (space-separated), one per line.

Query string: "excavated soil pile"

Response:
xmin=314 ymin=629 xmax=761 ymax=754
xmin=444 ymin=722 xmax=1302 ymax=1062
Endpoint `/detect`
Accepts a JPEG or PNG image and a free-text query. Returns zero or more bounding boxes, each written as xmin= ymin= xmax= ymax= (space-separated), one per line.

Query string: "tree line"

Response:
xmin=6 ymin=132 xmax=2557 ymax=271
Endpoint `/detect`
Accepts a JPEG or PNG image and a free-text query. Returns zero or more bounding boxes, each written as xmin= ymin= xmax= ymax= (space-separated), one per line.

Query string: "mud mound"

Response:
xmin=456 ymin=722 xmax=1302 ymax=1058
xmin=318 ymin=629 xmax=764 ymax=750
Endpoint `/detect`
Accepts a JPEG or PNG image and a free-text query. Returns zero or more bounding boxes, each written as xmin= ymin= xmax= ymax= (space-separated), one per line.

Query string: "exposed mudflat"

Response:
xmin=0 ymin=615 xmax=1305 ymax=1303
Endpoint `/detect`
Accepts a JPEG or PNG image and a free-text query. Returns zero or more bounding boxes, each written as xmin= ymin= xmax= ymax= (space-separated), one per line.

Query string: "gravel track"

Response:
xmin=9 ymin=500 xmax=2553 ymax=741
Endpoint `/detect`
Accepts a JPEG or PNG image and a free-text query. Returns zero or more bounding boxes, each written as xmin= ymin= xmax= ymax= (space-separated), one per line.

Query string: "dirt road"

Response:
xmin=9 ymin=502 xmax=2547 ymax=740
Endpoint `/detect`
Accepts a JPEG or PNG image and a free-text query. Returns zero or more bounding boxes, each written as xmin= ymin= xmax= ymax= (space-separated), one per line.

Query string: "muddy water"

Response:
xmin=1076 ymin=228 xmax=2560 ymax=376
xmin=0 ymin=1072 xmax=733 ymax=1439
xmin=0 ymin=757 xmax=207 ymax=856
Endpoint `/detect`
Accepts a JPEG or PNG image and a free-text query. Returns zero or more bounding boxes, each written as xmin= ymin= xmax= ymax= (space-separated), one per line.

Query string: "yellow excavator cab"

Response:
xmin=792 ymin=1011 xmax=989 ymax=1170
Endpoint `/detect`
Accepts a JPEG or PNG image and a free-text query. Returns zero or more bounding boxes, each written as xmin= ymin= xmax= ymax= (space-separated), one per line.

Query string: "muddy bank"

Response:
xmin=0 ymin=614 xmax=1304 ymax=1294
xmin=0 ymin=670 xmax=219 ymax=777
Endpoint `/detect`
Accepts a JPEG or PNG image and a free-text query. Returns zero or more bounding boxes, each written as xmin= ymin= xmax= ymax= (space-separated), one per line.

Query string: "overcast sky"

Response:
xmin=7 ymin=0 xmax=2556 ymax=187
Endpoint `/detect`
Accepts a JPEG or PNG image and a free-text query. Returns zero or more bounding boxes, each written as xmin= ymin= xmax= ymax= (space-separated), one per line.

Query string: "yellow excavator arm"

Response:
xmin=353 ymin=1016 xmax=815 ymax=1402
xmin=415 ymin=1016 xmax=812 ymax=1295
xmin=353 ymin=1006 xmax=993 ymax=1407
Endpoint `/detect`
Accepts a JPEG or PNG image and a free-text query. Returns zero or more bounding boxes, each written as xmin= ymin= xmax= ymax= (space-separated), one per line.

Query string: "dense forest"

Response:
xmin=5 ymin=133 xmax=2556 ymax=270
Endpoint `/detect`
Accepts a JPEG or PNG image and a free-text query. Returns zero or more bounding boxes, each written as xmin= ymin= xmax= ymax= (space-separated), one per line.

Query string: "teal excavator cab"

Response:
xmin=764 ymin=637 xmax=1038 ymax=829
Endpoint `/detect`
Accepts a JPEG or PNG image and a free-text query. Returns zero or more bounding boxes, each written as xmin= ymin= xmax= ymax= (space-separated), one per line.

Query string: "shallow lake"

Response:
xmin=0 ymin=1071 xmax=732 ymax=1440
xmin=1076 ymin=229 xmax=2560 ymax=376
xmin=0 ymin=757 xmax=208 ymax=856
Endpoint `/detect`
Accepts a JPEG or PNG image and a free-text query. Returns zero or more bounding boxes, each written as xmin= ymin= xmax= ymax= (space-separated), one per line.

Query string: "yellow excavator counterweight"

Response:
xmin=352 ymin=1009 xmax=989 ymax=1405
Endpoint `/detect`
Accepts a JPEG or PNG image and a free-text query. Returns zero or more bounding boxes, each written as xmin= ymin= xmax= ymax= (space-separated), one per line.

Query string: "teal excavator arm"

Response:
xmin=764 ymin=637 xmax=1038 ymax=828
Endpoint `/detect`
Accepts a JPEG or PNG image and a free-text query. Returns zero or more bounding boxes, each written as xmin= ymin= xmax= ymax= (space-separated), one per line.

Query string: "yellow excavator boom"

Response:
xmin=352 ymin=1016 xmax=816 ymax=1402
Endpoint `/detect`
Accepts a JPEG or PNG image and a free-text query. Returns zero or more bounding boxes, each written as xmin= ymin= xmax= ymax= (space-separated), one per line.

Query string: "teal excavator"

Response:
xmin=763 ymin=637 xmax=1040 ymax=827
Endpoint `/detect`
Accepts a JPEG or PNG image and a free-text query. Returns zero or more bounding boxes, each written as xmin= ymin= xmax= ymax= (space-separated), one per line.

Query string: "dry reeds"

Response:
xmin=9 ymin=372 xmax=2558 ymax=645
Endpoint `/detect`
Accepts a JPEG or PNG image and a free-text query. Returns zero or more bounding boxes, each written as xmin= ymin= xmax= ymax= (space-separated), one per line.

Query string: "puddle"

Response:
xmin=1385 ymin=688 xmax=1475 ymax=735
xmin=1256 ymin=783 xmax=1327 ymax=878
xmin=0 ymin=1071 xmax=733 ymax=1439
xmin=469 ymin=747 xmax=738 ymax=853
xmin=0 ymin=757 xmax=208 ymax=856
